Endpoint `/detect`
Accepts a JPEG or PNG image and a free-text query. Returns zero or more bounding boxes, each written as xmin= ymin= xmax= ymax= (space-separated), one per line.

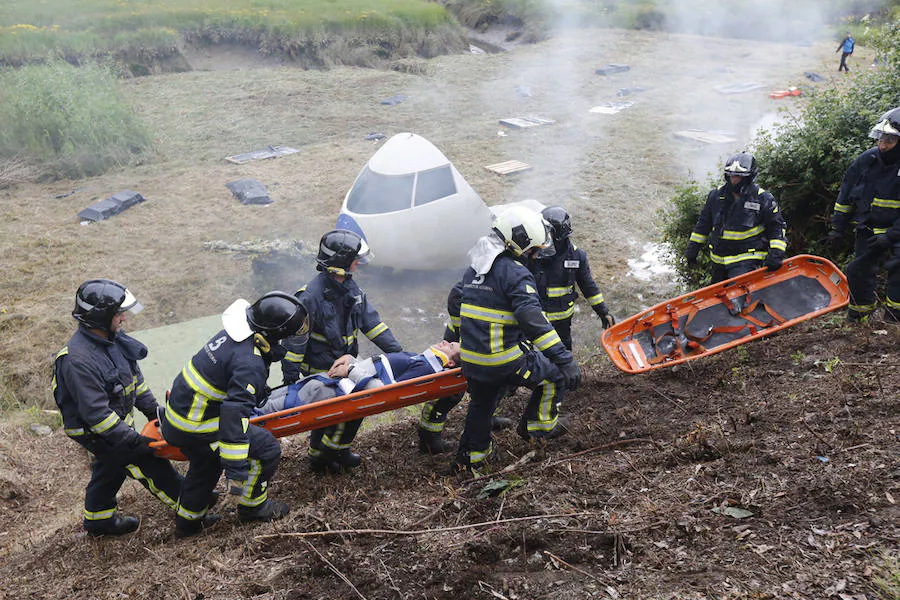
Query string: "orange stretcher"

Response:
xmin=601 ymin=255 xmax=849 ymax=374
xmin=142 ymin=368 xmax=468 ymax=461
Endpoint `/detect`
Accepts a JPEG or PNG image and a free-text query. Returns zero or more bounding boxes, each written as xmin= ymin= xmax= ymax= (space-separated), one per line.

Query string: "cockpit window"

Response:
xmin=414 ymin=165 xmax=457 ymax=206
xmin=346 ymin=166 xmax=414 ymax=214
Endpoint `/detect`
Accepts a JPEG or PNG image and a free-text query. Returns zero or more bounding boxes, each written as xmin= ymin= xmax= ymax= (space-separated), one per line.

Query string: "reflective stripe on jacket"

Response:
xmin=529 ymin=240 xmax=605 ymax=321
xmin=832 ymin=147 xmax=900 ymax=237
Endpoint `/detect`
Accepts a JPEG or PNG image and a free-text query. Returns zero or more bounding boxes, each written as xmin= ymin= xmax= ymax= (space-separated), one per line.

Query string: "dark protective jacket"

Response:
xmin=165 ymin=330 xmax=270 ymax=481
xmin=831 ymin=147 xmax=900 ymax=238
xmin=452 ymin=252 xmax=573 ymax=383
xmin=687 ymin=182 xmax=787 ymax=266
xmin=528 ymin=239 xmax=605 ymax=321
xmin=281 ymin=272 xmax=401 ymax=382
xmin=52 ymin=327 xmax=156 ymax=449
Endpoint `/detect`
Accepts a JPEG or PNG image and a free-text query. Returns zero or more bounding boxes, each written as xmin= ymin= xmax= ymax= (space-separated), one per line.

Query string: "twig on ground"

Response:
xmin=255 ymin=512 xmax=599 ymax=541
xmin=549 ymin=438 xmax=659 ymax=465
xmin=615 ymin=450 xmax=652 ymax=486
xmin=304 ymin=540 xmax=368 ymax=600
xmin=543 ymin=550 xmax=609 ymax=584
xmin=801 ymin=417 xmax=834 ymax=451
xmin=645 ymin=385 xmax=688 ymax=414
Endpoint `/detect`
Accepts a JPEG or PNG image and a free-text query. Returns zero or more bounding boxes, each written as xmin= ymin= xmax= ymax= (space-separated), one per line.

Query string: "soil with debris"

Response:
xmin=0 ymin=319 xmax=896 ymax=599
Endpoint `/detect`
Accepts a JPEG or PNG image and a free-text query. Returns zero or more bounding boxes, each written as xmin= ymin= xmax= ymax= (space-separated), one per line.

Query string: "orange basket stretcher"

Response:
xmin=143 ymin=368 xmax=468 ymax=461
xmin=601 ymin=255 xmax=850 ymax=374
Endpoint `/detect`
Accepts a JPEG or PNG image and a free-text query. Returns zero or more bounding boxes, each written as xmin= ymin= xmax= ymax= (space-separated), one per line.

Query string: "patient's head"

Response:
xmin=429 ymin=340 xmax=461 ymax=368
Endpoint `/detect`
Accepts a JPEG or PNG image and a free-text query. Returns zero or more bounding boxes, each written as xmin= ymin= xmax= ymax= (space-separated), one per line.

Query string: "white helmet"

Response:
xmin=870 ymin=107 xmax=900 ymax=140
xmin=492 ymin=206 xmax=552 ymax=257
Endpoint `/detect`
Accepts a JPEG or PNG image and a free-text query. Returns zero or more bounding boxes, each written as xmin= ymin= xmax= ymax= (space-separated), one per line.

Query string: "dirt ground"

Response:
xmin=0 ymin=24 xmax=896 ymax=600
xmin=0 ymin=318 xmax=896 ymax=599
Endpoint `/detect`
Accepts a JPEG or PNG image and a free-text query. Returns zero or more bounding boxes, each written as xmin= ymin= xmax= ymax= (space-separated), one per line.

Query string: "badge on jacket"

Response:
xmin=564 ymin=260 xmax=580 ymax=269
xmin=744 ymin=201 xmax=760 ymax=211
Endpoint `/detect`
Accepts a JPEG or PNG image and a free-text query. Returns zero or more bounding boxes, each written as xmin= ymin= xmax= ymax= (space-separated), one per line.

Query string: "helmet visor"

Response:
xmin=355 ymin=238 xmax=372 ymax=266
xmin=118 ymin=289 xmax=143 ymax=316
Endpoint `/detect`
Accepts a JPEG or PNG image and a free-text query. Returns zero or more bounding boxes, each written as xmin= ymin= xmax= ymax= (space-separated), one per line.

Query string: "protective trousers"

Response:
xmin=710 ymin=259 xmax=762 ymax=284
xmin=550 ymin=317 xmax=573 ymax=351
xmin=74 ymin=436 xmax=182 ymax=529
xmin=163 ymin=424 xmax=281 ymax=525
xmin=308 ymin=419 xmax=363 ymax=457
xmin=846 ymin=230 xmax=900 ymax=319
xmin=418 ymin=392 xmax=465 ymax=434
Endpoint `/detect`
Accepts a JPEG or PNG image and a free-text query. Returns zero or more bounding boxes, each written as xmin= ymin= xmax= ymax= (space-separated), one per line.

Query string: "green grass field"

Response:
xmin=0 ymin=0 xmax=459 ymax=67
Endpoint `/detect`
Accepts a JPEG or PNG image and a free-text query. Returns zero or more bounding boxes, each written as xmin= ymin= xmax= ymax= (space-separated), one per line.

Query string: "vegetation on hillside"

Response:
xmin=660 ymin=17 xmax=900 ymax=285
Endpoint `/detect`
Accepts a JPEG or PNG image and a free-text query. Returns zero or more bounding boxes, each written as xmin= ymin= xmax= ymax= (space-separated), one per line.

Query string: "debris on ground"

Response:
xmin=484 ymin=159 xmax=532 ymax=175
xmin=499 ymin=116 xmax=555 ymax=129
xmin=589 ymin=102 xmax=634 ymax=114
xmin=595 ymin=63 xmax=630 ymax=75
xmin=77 ymin=190 xmax=146 ymax=222
xmin=804 ymin=71 xmax=826 ymax=82
xmin=769 ymin=87 xmax=802 ymax=99
xmin=616 ymin=86 xmax=646 ymax=97
xmin=381 ymin=94 xmax=408 ymax=106
xmin=673 ymin=129 xmax=738 ymax=144
xmin=224 ymin=145 xmax=299 ymax=165
xmin=365 ymin=132 xmax=386 ymax=141
xmin=225 ymin=179 xmax=273 ymax=205
xmin=714 ymin=82 xmax=765 ymax=94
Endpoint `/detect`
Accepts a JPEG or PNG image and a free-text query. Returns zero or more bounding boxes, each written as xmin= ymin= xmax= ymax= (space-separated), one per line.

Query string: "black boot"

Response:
xmin=85 ymin=514 xmax=139 ymax=537
xmin=491 ymin=416 xmax=514 ymax=431
xmin=517 ymin=415 xmax=569 ymax=442
xmin=334 ymin=449 xmax=362 ymax=470
xmin=238 ymin=500 xmax=290 ymax=523
xmin=418 ymin=428 xmax=455 ymax=454
xmin=308 ymin=449 xmax=341 ymax=475
xmin=175 ymin=513 xmax=222 ymax=538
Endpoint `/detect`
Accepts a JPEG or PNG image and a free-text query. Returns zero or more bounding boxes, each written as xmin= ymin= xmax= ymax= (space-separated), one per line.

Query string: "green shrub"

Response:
xmin=0 ymin=60 xmax=152 ymax=180
xmin=658 ymin=178 xmax=717 ymax=286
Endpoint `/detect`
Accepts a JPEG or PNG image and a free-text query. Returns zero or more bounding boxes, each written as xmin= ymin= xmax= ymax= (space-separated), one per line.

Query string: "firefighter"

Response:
xmin=52 ymin=279 xmax=184 ymax=536
xmin=161 ymin=291 xmax=308 ymax=537
xmin=684 ymin=152 xmax=788 ymax=283
xmin=529 ymin=205 xmax=615 ymax=350
xmin=281 ymin=229 xmax=403 ymax=474
xmin=827 ymin=107 xmax=900 ymax=322
xmin=451 ymin=206 xmax=581 ymax=475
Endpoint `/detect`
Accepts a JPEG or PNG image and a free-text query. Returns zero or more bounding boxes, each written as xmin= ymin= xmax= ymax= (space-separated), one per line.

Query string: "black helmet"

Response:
xmin=723 ymin=152 xmax=757 ymax=182
xmin=73 ymin=279 xmax=142 ymax=331
xmin=541 ymin=206 xmax=573 ymax=241
xmin=870 ymin=106 xmax=900 ymax=139
xmin=316 ymin=229 xmax=371 ymax=276
xmin=246 ymin=291 xmax=309 ymax=342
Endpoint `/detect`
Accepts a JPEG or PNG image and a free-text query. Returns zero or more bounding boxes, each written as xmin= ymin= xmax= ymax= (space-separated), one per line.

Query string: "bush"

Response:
xmin=658 ymin=178 xmax=717 ymax=287
xmin=0 ymin=60 xmax=152 ymax=180
xmin=660 ymin=17 xmax=900 ymax=281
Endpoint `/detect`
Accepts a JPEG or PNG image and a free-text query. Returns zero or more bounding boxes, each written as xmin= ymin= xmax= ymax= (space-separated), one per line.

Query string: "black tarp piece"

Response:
xmin=804 ymin=71 xmax=826 ymax=82
xmin=617 ymin=86 xmax=646 ymax=97
xmin=365 ymin=132 xmax=386 ymax=141
xmin=595 ymin=63 xmax=630 ymax=75
xmin=381 ymin=94 xmax=407 ymax=106
xmin=226 ymin=179 xmax=273 ymax=205
xmin=77 ymin=190 xmax=145 ymax=222
xmin=225 ymin=146 xmax=299 ymax=165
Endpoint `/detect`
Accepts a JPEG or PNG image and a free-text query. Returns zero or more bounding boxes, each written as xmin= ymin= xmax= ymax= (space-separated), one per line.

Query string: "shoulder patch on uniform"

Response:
xmin=526 ymin=284 xmax=537 ymax=294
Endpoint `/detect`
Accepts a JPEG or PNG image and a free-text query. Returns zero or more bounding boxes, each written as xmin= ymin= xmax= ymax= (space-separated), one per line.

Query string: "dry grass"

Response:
xmin=0 ymin=27 xmax=840 ymax=407
xmin=0 ymin=156 xmax=38 ymax=189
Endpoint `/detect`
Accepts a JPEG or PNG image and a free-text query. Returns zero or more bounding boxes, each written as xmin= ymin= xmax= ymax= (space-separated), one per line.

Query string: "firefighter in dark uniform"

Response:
xmin=161 ymin=291 xmax=308 ymax=537
xmin=52 ymin=279 xmax=184 ymax=536
xmin=281 ymin=229 xmax=403 ymax=474
xmin=530 ymin=206 xmax=615 ymax=350
xmin=826 ymin=107 xmax=900 ymax=322
xmin=684 ymin=152 xmax=788 ymax=283
xmin=452 ymin=206 xmax=582 ymax=474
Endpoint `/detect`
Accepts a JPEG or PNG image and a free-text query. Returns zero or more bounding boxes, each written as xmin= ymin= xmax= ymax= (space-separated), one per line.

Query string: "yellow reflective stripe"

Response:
xmin=365 ymin=322 xmax=388 ymax=339
xmin=183 ymin=362 xmax=226 ymax=400
xmin=833 ymin=203 xmax=851 ymax=214
xmin=873 ymin=227 xmax=888 ymax=234
xmin=56 ymin=346 xmax=69 ymax=359
xmin=283 ymin=350 xmax=304 ymax=364
xmin=460 ymin=303 xmax=517 ymax=324
xmin=241 ymin=417 xmax=249 ymax=433
xmin=710 ymin=250 xmax=767 ymax=265
xmin=135 ymin=380 xmax=149 ymax=395
xmin=176 ymin=502 xmax=208 ymax=520
xmin=849 ymin=302 xmax=877 ymax=312
xmin=219 ymin=441 xmax=249 ymax=461
xmin=547 ymin=286 xmax=572 ymax=298
xmin=721 ymin=225 xmax=765 ymax=241
xmin=769 ymin=239 xmax=787 ymax=251
xmin=533 ymin=329 xmax=562 ymax=351
xmin=239 ymin=460 xmax=267 ymax=507
xmin=65 ymin=427 xmax=85 ymax=436
xmin=538 ymin=381 xmax=556 ymax=422
xmin=126 ymin=464 xmax=178 ymax=509
xmin=165 ymin=400 xmax=220 ymax=434
xmin=489 ymin=323 xmax=503 ymax=354
xmin=469 ymin=442 xmax=493 ymax=465
xmin=461 ymin=345 xmax=523 ymax=366
xmin=246 ymin=383 xmax=256 ymax=395
xmin=322 ymin=422 xmax=351 ymax=450
xmin=124 ymin=380 xmax=136 ymax=394
xmin=885 ymin=297 xmax=900 ymax=309
xmin=546 ymin=306 xmax=575 ymax=321
xmin=310 ymin=332 xmax=328 ymax=343
xmin=449 ymin=315 xmax=460 ymax=327
xmin=84 ymin=507 xmax=117 ymax=521
xmin=91 ymin=412 xmax=120 ymax=434
xmin=586 ymin=292 xmax=604 ymax=305
xmin=872 ymin=197 xmax=900 ymax=209
xmin=124 ymin=412 xmax=134 ymax=427
xmin=690 ymin=232 xmax=708 ymax=243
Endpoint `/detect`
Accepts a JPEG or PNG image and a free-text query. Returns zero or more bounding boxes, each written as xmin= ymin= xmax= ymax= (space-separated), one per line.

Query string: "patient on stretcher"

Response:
xmin=257 ymin=341 xmax=461 ymax=415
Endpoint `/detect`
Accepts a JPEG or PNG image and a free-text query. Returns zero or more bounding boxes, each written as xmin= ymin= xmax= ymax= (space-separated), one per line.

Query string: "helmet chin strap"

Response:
xmin=253 ymin=333 xmax=271 ymax=354
xmin=326 ymin=266 xmax=351 ymax=278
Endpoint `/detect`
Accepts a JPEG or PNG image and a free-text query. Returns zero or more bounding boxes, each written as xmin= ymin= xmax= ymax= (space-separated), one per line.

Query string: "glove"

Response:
xmin=131 ymin=435 xmax=157 ymax=457
xmin=764 ymin=253 xmax=783 ymax=272
xmin=558 ymin=361 xmax=581 ymax=392
xmin=867 ymin=234 xmax=892 ymax=252
xmin=223 ymin=479 xmax=247 ymax=509
xmin=824 ymin=230 xmax=843 ymax=248
xmin=684 ymin=243 xmax=700 ymax=267
xmin=594 ymin=303 xmax=615 ymax=329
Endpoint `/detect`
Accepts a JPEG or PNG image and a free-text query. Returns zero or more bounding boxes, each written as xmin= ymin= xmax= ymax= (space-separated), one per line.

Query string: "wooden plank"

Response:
xmin=484 ymin=160 xmax=533 ymax=175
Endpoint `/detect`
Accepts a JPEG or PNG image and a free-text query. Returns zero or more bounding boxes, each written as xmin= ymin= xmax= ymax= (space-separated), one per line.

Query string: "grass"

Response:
xmin=0 ymin=0 xmax=462 ymax=67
